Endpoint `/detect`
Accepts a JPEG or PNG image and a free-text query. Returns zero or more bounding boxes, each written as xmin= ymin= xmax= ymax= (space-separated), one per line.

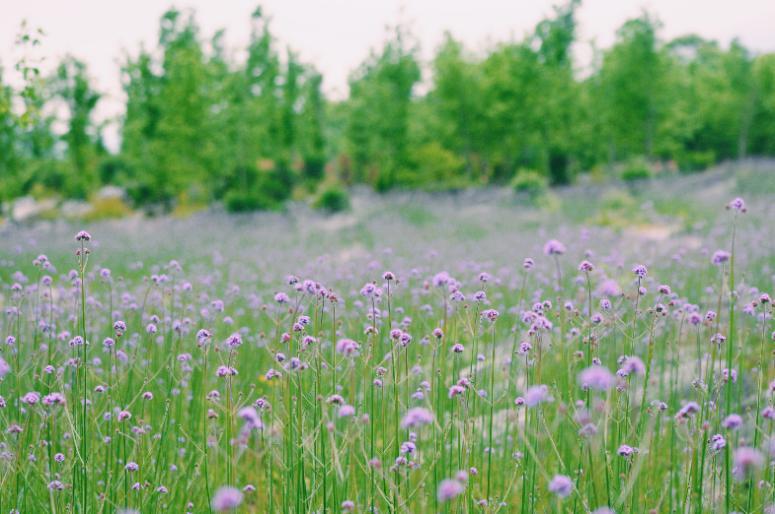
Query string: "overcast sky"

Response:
xmin=2 ymin=0 xmax=774 ymax=147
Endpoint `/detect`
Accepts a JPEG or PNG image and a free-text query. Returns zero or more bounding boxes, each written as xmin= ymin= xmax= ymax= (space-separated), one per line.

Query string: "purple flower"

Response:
xmin=617 ymin=445 xmax=638 ymax=457
xmin=75 ymin=230 xmax=91 ymax=241
xmin=710 ymin=434 xmax=726 ymax=452
xmin=338 ymin=404 xmax=355 ymax=418
xmin=732 ymin=447 xmax=763 ymax=480
xmin=632 ymin=264 xmax=648 ymax=278
xmin=336 ymin=338 xmax=360 ymax=357
xmin=578 ymin=260 xmax=594 ymax=273
xmin=722 ymin=414 xmax=743 ymax=430
xmin=548 ymin=474 xmax=573 ymax=498
xmin=712 ymin=250 xmax=730 ymax=265
xmin=525 ymin=385 xmax=552 ymax=407
xmin=618 ymin=356 xmax=645 ymax=377
xmin=212 ymin=486 xmax=243 ymax=511
xmin=238 ymin=406 xmax=263 ymax=430
xmin=0 ymin=357 xmax=10 ymax=378
xmin=437 ymin=478 xmax=465 ymax=502
xmin=727 ymin=197 xmax=746 ymax=213
xmin=401 ymin=407 xmax=434 ymax=429
xmin=544 ymin=239 xmax=566 ymax=256
xmin=523 ymin=257 xmax=534 ymax=270
xmin=578 ymin=366 xmax=615 ymax=391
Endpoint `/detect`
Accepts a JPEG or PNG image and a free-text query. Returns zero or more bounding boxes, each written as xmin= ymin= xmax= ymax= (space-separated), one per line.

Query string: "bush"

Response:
xmin=313 ymin=185 xmax=350 ymax=213
xmin=677 ymin=150 xmax=715 ymax=174
xmin=84 ymin=196 xmax=132 ymax=221
xmin=396 ymin=143 xmax=467 ymax=190
xmin=224 ymin=190 xmax=277 ymax=213
xmin=511 ymin=169 xmax=548 ymax=198
xmin=620 ymin=158 xmax=652 ymax=182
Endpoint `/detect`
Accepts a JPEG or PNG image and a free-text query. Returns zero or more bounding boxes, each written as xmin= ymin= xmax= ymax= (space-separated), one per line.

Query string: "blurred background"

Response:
xmin=1 ymin=0 xmax=774 ymax=222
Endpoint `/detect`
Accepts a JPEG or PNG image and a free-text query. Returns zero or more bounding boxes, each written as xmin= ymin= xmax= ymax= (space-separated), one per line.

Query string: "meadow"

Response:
xmin=0 ymin=164 xmax=773 ymax=513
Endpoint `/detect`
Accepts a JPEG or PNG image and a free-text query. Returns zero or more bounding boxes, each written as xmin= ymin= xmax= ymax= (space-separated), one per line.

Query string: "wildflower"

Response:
xmin=225 ymin=333 xmax=242 ymax=348
xmin=727 ymin=197 xmax=746 ymax=213
xmin=617 ymin=445 xmax=638 ymax=457
xmin=578 ymin=260 xmax=594 ymax=273
xmin=238 ymin=406 xmax=263 ymax=430
xmin=401 ymin=407 xmax=434 ymax=429
xmin=525 ymin=385 xmax=552 ymax=407
xmin=618 ymin=356 xmax=645 ymax=377
xmin=732 ymin=447 xmax=763 ymax=480
xmin=712 ymin=250 xmax=730 ymax=265
xmin=75 ymin=230 xmax=91 ymax=241
xmin=0 ymin=357 xmax=9 ymax=378
xmin=341 ymin=500 xmax=355 ymax=512
xmin=212 ymin=486 xmax=243 ymax=511
xmin=675 ymin=402 xmax=700 ymax=421
xmin=481 ymin=309 xmax=499 ymax=322
xmin=722 ymin=414 xmax=743 ymax=430
xmin=338 ymin=405 xmax=355 ymax=418
xmin=632 ymin=264 xmax=648 ymax=278
xmin=548 ymin=474 xmax=573 ymax=498
xmin=336 ymin=338 xmax=360 ymax=357
xmin=437 ymin=478 xmax=465 ymax=502
xmin=544 ymin=240 xmax=566 ymax=256
xmin=48 ymin=480 xmax=65 ymax=491
xmin=523 ymin=257 xmax=535 ymax=270
xmin=578 ymin=366 xmax=615 ymax=391
xmin=710 ymin=434 xmax=726 ymax=452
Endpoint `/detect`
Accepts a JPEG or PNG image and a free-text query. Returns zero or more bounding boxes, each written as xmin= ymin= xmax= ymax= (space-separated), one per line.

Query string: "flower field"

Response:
xmin=0 ymin=167 xmax=773 ymax=513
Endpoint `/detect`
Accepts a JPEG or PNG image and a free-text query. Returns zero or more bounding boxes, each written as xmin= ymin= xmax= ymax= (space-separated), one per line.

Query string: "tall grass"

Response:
xmin=0 ymin=195 xmax=772 ymax=513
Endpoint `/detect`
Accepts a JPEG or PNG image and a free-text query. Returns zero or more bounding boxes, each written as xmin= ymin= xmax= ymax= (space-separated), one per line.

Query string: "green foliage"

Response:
xmin=511 ymin=169 xmax=549 ymax=198
xmin=83 ymin=196 xmax=133 ymax=221
xmin=3 ymin=3 xmax=775 ymax=211
xmin=620 ymin=157 xmax=653 ymax=182
xmin=313 ymin=184 xmax=350 ymax=213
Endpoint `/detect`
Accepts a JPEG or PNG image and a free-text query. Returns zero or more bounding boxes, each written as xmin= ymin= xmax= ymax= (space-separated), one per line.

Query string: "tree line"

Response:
xmin=2 ymin=2 xmax=775 ymax=212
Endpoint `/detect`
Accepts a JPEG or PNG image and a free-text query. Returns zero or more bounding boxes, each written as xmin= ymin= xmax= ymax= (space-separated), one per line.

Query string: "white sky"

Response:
xmin=2 ymin=0 xmax=774 ymax=148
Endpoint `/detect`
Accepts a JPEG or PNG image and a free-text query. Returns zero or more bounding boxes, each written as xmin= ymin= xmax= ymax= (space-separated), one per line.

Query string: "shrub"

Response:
xmin=224 ymin=190 xmax=277 ymax=213
xmin=620 ymin=158 xmax=652 ymax=182
xmin=511 ymin=169 xmax=548 ymax=198
xmin=677 ymin=150 xmax=716 ymax=174
xmin=84 ymin=196 xmax=132 ymax=221
xmin=313 ymin=185 xmax=350 ymax=213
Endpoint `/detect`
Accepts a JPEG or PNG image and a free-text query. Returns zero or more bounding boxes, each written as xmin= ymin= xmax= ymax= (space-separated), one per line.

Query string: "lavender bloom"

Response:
xmin=578 ymin=366 xmax=615 ymax=391
xmin=338 ymin=404 xmax=355 ymax=418
xmin=548 ymin=474 xmax=573 ymax=498
xmin=712 ymin=250 xmax=730 ymax=265
xmin=336 ymin=338 xmax=360 ymax=357
xmin=238 ymin=406 xmax=263 ymax=430
xmin=212 ymin=486 xmax=243 ymax=511
xmin=732 ymin=447 xmax=763 ymax=480
xmin=544 ymin=239 xmax=566 ymax=256
xmin=710 ymin=434 xmax=726 ymax=452
xmin=722 ymin=414 xmax=743 ymax=430
xmin=437 ymin=478 xmax=465 ymax=502
xmin=525 ymin=385 xmax=552 ymax=407
xmin=401 ymin=407 xmax=434 ymax=429
xmin=75 ymin=230 xmax=92 ymax=241
xmin=632 ymin=264 xmax=648 ymax=278
xmin=727 ymin=197 xmax=746 ymax=213
xmin=0 ymin=356 xmax=9 ymax=378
